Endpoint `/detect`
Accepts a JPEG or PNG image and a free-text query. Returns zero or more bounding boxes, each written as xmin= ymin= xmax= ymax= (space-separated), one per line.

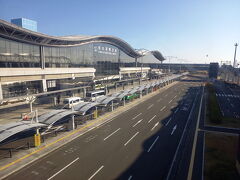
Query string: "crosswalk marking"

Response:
xmin=216 ymin=93 xmax=240 ymax=98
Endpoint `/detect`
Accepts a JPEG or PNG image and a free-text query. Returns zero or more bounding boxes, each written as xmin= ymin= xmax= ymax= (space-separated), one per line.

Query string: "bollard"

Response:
xmin=34 ymin=133 xmax=41 ymax=147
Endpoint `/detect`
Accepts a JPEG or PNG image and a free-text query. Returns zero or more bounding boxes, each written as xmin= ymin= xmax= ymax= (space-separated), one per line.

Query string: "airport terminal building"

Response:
xmin=0 ymin=19 xmax=165 ymax=101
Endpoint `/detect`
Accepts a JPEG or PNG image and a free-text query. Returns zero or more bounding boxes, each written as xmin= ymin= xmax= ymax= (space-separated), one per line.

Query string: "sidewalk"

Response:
xmin=0 ymin=79 xmax=178 ymax=179
xmin=0 ymin=79 xmax=155 ymax=125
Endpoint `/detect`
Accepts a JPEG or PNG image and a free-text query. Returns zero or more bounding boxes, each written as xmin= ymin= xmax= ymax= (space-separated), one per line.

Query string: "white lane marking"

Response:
xmin=174 ymin=108 xmax=179 ymax=114
xmin=31 ymin=171 xmax=39 ymax=175
xmin=88 ymin=165 xmax=104 ymax=180
xmin=221 ymin=109 xmax=225 ymax=116
xmin=48 ymin=157 xmax=79 ymax=180
xmin=133 ymin=119 xmax=143 ymax=127
xmin=165 ymin=117 xmax=172 ymax=126
xmin=132 ymin=113 xmax=142 ymax=120
xmin=148 ymin=115 xmax=156 ymax=123
xmin=157 ymin=98 xmax=162 ymax=102
xmin=147 ymin=104 xmax=154 ymax=109
xmin=151 ymin=122 xmax=159 ymax=131
xmin=147 ymin=136 xmax=159 ymax=152
xmin=128 ymin=175 xmax=133 ymax=180
xmin=103 ymin=128 xmax=121 ymax=141
xmin=171 ymin=125 xmax=177 ymax=135
xmin=173 ymin=95 xmax=177 ymax=99
xmin=124 ymin=132 xmax=139 ymax=146
xmin=160 ymin=106 xmax=166 ymax=111
xmin=168 ymin=99 xmax=173 ymax=104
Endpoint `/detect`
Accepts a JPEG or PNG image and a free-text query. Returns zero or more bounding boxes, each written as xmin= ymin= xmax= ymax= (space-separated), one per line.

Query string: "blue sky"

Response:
xmin=0 ymin=0 xmax=239 ymax=64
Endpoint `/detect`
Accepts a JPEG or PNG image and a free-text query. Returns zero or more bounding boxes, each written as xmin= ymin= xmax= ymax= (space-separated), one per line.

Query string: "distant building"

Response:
xmin=11 ymin=18 xmax=37 ymax=32
xmin=209 ymin=63 xmax=219 ymax=78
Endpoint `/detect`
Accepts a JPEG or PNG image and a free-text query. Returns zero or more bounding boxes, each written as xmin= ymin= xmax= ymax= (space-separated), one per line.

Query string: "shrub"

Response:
xmin=206 ymin=83 xmax=222 ymax=124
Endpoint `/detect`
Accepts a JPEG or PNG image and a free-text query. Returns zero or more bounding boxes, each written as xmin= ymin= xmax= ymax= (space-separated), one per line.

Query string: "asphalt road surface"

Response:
xmin=214 ymin=81 xmax=240 ymax=119
xmin=4 ymin=77 xmax=203 ymax=180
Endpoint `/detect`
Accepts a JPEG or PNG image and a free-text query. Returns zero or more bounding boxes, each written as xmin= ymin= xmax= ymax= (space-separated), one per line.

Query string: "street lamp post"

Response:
xmin=141 ymin=51 xmax=143 ymax=81
xmin=233 ymin=43 xmax=238 ymax=68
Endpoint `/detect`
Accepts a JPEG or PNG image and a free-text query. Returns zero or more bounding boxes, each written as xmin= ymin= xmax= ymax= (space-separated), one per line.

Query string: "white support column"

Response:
xmin=111 ymin=101 xmax=114 ymax=111
xmin=83 ymin=88 xmax=86 ymax=98
xmin=35 ymin=109 xmax=39 ymax=134
xmin=0 ymin=83 xmax=3 ymax=101
xmin=42 ymin=79 xmax=47 ymax=92
xmin=69 ymin=106 xmax=75 ymax=131
xmin=68 ymin=115 xmax=75 ymax=131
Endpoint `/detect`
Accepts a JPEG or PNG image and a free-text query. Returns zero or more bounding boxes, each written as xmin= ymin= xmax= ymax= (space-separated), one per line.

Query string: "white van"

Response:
xmin=63 ymin=97 xmax=83 ymax=109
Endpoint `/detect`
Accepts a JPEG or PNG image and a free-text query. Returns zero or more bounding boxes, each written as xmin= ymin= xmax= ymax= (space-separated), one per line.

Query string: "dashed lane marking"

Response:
xmin=103 ymin=128 xmax=121 ymax=141
xmin=160 ymin=106 xmax=166 ymax=111
xmin=124 ymin=132 xmax=139 ymax=146
xmin=147 ymin=104 xmax=154 ymax=110
xmin=147 ymin=136 xmax=159 ymax=152
xmin=88 ymin=165 xmax=104 ymax=180
xmin=148 ymin=115 xmax=156 ymax=123
xmin=132 ymin=113 xmax=142 ymax=120
xmin=47 ymin=157 xmax=79 ymax=180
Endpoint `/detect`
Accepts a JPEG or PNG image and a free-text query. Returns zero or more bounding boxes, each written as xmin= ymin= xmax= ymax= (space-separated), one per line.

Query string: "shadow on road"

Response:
xmin=117 ymin=85 xmax=201 ymax=180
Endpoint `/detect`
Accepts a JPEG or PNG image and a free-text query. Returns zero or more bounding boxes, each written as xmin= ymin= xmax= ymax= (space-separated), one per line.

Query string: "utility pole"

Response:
xmin=233 ymin=43 xmax=238 ymax=68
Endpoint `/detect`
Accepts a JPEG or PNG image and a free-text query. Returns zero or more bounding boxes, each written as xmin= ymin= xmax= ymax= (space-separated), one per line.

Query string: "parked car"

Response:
xmin=63 ymin=97 xmax=84 ymax=109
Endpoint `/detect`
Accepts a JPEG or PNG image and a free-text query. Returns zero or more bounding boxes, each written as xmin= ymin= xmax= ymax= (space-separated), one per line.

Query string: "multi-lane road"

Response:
xmin=4 ymin=76 xmax=204 ymax=180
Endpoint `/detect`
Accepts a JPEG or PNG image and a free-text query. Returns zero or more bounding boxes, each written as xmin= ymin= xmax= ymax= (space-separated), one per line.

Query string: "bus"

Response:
xmin=86 ymin=90 xmax=106 ymax=101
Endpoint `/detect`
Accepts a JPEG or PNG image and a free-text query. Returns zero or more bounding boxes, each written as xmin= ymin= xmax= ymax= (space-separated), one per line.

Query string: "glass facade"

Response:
xmin=0 ymin=37 xmax=140 ymax=75
xmin=0 ymin=37 xmax=40 ymax=67
xmin=11 ymin=18 xmax=37 ymax=32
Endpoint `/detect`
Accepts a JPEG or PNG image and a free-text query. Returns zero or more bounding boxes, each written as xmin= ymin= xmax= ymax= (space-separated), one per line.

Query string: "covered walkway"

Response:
xmin=0 ymin=122 xmax=46 ymax=144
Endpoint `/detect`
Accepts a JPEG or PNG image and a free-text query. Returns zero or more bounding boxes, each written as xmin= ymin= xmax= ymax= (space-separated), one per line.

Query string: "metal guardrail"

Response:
xmin=0 ymin=137 xmax=33 ymax=159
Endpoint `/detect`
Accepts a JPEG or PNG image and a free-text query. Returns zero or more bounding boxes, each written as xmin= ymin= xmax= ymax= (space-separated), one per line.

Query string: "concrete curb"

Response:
xmin=0 ymin=80 xmax=179 ymax=179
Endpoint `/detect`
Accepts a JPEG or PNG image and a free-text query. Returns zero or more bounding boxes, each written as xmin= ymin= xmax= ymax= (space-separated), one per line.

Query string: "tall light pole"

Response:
xmin=233 ymin=43 xmax=238 ymax=68
xmin=205 ymin=54 xmax=209 ymax=64
xmin=141 ymin=51 xmax=143 ymax=80
xmin=165 ymin=56 xmax=177 ymax=73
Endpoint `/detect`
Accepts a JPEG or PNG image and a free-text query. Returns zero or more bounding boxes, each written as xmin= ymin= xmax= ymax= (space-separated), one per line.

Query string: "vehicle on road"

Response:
xmin=86 ymin=90 xmax=106 ymax=101
xmin=63 ymin=97 xmax=84 ymax=108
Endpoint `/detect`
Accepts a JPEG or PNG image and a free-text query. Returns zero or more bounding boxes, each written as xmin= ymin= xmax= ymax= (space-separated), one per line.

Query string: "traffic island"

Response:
xmin=204 ymin=132 xmax=239 ymax=180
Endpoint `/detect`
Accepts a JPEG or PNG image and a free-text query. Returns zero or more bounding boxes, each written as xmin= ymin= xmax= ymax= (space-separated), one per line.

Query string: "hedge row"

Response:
xmin=206 ymin=83 xmax=222 ymax=124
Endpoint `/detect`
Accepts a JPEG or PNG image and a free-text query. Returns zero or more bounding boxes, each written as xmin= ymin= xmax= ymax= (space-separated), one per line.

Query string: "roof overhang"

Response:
xmin=0 ymin=19 xmax=164 ymax=61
